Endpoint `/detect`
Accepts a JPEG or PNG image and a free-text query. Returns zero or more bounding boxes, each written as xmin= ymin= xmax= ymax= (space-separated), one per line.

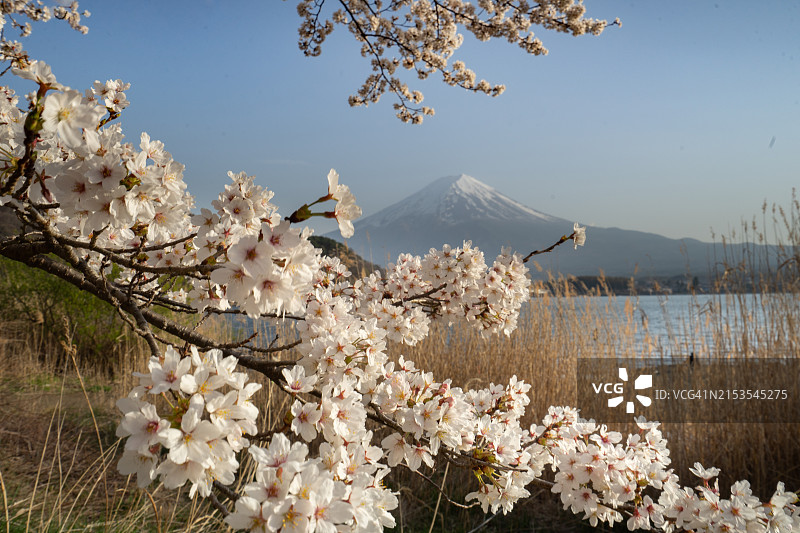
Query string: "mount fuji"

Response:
xmin=325 ymin=174 xmax=716 ymax=276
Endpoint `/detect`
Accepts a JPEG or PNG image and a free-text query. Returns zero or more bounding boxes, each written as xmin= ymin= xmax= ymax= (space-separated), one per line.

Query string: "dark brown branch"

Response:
xmin=129 ymin=289 xmax=196 ymax=313
xmin=366 ymin=402 xmax=405 ymax=434
xmin=47 ymin=231 xmax=215 ymax=277
xmin=213 ymin=481 xmax=240 ymax=503
xmin=205 ymin=308 xmax=306 ymax=321
xmin=522 ymin=231 xmax=576 ymax=263
xmin=251 ymin=340 xmax=302 ymax=355
xmin=249 ymin=429 xmax=283 ymax=442
xmin=396 ymin=283 xmax=447 ymax=304
xmin=207 ymin=492 xmax=229 ymax=517
xmin=122 ymin=232 xmax=197 ymax=253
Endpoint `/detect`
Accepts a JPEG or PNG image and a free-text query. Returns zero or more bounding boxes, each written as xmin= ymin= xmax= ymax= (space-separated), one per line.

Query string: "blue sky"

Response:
xmin=9 ymin=0 xmax=800 ymax=243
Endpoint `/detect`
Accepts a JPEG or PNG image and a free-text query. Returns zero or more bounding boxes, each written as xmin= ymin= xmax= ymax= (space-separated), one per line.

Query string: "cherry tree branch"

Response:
xmin=522 ymin=231 xmax=577 ymax=263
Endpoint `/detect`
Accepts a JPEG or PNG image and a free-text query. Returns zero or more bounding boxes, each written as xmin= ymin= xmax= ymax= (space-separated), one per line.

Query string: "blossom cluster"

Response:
xmin=0 ymin=63 xmax=346 ymax=320
xmin=2 ymin=61 xmax=193 ymax=245
xmin=290 ymin=258 xmax=541 ymax=520
xmin=326 ymin=169 xmax=362 ymax=239
xmin=116 ymin=346 xmax=261 ymax=498
xmin=225 ymin=433 xmax=398 ymax=533
xmin=297 ymin=0 xmax=618 ymax=122
xmin=0 ymin=1 xmax=89 ymax=64
xmin=197 ymin=171 xmax=319 ymax=316
xmin=354 ymin=242 xmax=531 ymax=341
xmin=524 ymin=408 xmax=800 ymax=531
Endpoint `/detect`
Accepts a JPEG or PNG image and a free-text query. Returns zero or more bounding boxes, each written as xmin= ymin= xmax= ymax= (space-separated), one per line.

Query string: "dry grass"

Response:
xmin=0 ymin=315 xmax=299 ymax=532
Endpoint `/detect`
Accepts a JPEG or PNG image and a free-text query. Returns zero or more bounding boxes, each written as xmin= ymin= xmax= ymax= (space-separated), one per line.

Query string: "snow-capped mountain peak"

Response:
xmin=362 ymin=174 xmax=558 ymax=228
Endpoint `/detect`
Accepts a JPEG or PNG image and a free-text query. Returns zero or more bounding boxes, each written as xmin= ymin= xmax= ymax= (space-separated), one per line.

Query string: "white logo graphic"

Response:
xmin=607 ymin=368 xmax=652 ymax=414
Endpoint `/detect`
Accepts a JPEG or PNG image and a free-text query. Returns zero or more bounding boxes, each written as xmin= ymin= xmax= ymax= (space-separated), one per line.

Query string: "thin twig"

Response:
xmin=522 ymin=231 xmax=576 ymax=263
xmin=254 ymin=339 xmax=302 ymax=354
xmin=429 ymin=461 xmax=449 ymax=533
xmin=466 ymin=510 xmax=500 ymax=533
xmin=402 ymin=462 xmax=477 ymax=512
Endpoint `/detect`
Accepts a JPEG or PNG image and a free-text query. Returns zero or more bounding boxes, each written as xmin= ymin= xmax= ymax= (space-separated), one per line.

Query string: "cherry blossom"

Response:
xmin=573 ymin=222 xmax=587 ymax=249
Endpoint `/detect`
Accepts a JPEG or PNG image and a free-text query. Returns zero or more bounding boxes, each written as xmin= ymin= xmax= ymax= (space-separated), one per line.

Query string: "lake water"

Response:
xmin=544 ymin=293 xmax=799 ymax=359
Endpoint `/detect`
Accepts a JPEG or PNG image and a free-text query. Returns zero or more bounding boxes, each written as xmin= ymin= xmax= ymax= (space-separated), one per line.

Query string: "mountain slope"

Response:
xmin=309 ymin=236 xmax=382 ymax=277
xmin=324 ymin=174 xmax=761 ymax=277
xmin=365 ymin=174 xmax=560 ymax=226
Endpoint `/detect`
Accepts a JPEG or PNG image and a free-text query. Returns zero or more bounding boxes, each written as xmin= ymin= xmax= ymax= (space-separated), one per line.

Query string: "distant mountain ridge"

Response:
xmin=324 ymin=174 xmax=763 ymax=277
